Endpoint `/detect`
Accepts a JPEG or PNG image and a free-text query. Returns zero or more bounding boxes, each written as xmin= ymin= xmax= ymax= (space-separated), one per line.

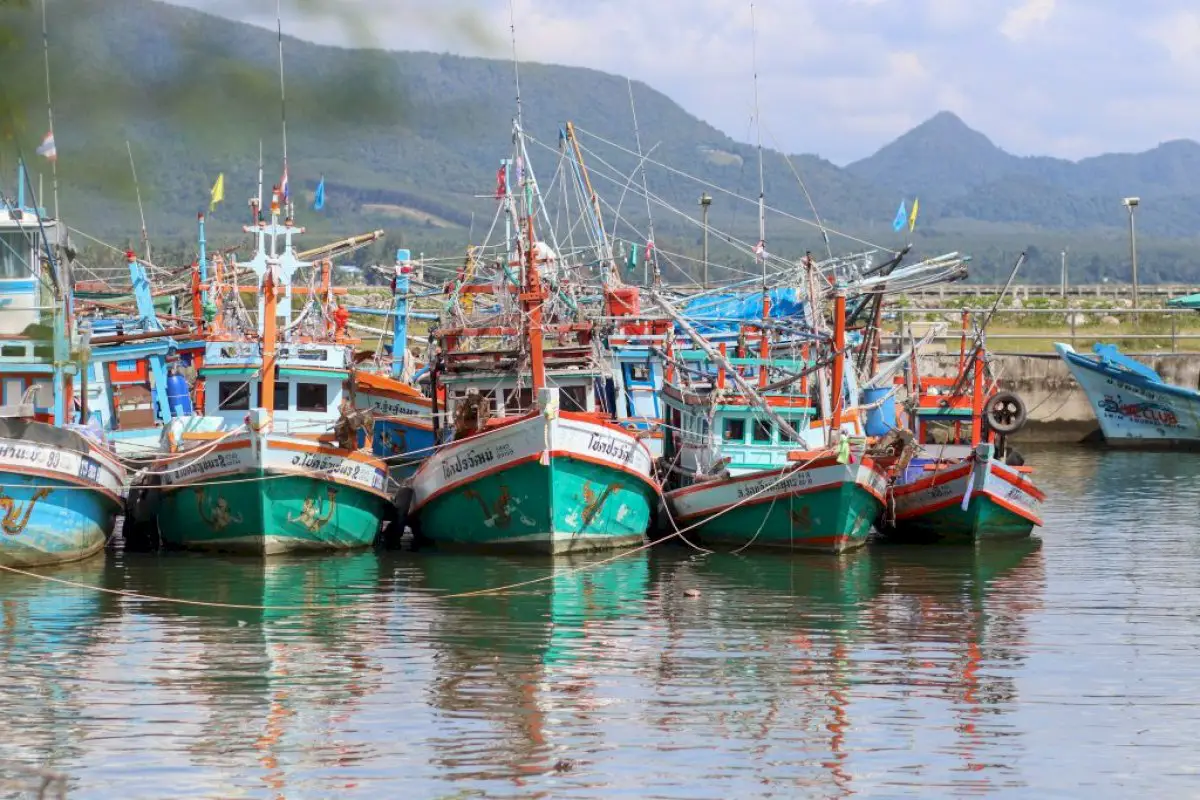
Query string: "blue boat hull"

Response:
xmin=370 ymin=417 xmax=437 ymax=479
xmin=0 ymin=473 xmax=121 ymax=568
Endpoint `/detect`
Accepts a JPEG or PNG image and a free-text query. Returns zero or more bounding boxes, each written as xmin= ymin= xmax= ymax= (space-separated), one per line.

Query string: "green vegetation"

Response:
xmin=0 ymin=0 xmax=1198 ymax=286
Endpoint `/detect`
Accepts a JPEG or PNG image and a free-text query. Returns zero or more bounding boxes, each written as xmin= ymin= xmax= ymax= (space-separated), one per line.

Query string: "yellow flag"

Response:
xmin=210 ymin=173 xmax=225 ymax=211
xmin=908 ymin=196 xmax=919 ymax=233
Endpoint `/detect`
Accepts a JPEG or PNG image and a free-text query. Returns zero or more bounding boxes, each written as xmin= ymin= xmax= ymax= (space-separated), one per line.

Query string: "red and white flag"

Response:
xmin=36 ymin=131 xmax=56 ymax=161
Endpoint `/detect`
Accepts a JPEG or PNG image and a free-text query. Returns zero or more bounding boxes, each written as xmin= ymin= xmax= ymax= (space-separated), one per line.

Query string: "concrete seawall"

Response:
xmin=915 ymin=352 xmax=1200 ymax=443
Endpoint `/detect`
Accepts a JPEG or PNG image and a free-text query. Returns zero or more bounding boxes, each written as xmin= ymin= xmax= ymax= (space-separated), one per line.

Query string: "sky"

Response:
xmin=170 ymin=0 xmax=1200 ymax=165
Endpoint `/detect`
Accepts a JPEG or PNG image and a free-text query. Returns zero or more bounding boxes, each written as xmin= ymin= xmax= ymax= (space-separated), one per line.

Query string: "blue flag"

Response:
xmin=313 ymin=176 xmax=326 ymax=211
xmin=892 ymin=199 xmax=907 ymax=232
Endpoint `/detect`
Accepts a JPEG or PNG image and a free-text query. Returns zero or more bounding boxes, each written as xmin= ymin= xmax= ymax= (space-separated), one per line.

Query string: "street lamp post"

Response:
xmin=1123 ymin=196 xmax=1140 ymax=310
xmin=699 ymin=193 xmax=712 ymax=288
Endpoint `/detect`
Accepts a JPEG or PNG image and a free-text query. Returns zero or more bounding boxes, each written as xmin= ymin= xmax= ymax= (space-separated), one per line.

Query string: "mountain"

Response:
xmin=0 ymin=0 xmax=1198 ymax=284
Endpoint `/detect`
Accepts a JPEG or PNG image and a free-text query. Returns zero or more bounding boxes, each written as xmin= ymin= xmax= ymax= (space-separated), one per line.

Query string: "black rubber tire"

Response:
xmin=986 ymin=391 xmax=1027 ymax=434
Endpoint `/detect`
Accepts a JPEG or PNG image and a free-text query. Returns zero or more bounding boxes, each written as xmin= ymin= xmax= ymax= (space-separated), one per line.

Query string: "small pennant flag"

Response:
xmin=754 ymin=240 xmax=767 ymax=260
xmin=280 ymin=167 xmax=290 ymax=204
xmin=210 ymin=173 xmax=225 ymax=211
xmin=645 ymin=240 xmax=654 ymax=260
xmin=892 ymin=199 xmax=907 ymax=232
xmin=515 ymin=156 xmax=524 ymax=187
xmin=313 ymin=175 xmax=326 ymax=211
xmin=36 ymin=131 xmax=56 ymax=161
xmin=909 ymin=197 xmax=920 ymax=233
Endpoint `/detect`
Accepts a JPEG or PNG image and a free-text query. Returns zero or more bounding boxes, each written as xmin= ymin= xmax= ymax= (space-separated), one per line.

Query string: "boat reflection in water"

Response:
xmin=412 ymin=551 xmax=650 ymax=787
xmin=0 ymin=558 xmax=111 ymax=789
xmin=861 ymin=538 xmax=1045 ymax=795
xmin=89 ymin=551 xmax=385 ymax=797
xmin=647 ymin=539 xmax=1043 ymax=796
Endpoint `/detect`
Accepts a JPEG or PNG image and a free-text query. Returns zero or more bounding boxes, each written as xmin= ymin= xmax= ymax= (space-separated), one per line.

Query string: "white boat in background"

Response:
xmin=1055 ymin=342 xmax=1200 ymax=448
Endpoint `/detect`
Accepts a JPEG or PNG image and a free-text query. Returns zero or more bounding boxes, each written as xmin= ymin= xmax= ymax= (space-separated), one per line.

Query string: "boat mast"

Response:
xmin=40 ymin=0 xmax=59 ymax=220
xmin=829 ymin=287 xmax=846 ymax=444
xmin=626 ymin=79 xmax=657 ymax=286
xmin=276 ymin=0 xmax=290 ymax=218
xmin=750 ymin=2 xmax=770 ymax=386
xmin=261 ymin=190 xmax=280 ymax=415
xmin=524 ymin=210 xmax=546 ymax=392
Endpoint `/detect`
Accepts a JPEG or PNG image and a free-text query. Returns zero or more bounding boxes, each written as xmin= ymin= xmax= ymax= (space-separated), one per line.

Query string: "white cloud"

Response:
xmin=1000 ymin=0 xmax=1056 ymax=41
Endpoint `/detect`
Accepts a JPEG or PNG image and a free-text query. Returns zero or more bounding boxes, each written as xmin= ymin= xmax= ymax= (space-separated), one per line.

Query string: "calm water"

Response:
xmin=2 ymin=448 xmax=1199 ymax=798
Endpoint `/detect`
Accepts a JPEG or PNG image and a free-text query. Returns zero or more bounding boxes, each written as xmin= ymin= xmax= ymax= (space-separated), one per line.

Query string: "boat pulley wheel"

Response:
xmin=985 ymin=391 xmax=1027 ymax=434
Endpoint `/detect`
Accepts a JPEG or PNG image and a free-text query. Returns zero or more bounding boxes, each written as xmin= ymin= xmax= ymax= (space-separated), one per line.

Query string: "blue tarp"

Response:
xmin=679 ymin=288 xmax=806 ymax=333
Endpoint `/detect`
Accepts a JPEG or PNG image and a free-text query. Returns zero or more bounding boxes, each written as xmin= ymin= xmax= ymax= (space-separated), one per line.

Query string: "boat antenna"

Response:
xmin=257 ymin=138 xmax=264 ymax=217
xmin=40 ymin=0 xmax=59 ymax=220
xmin=751 ymin=1 xmax=766 ymax=298
xmin=126 ymin=140 xmax=152 ymax=267
xmin=508 ymin=0 xmax=524 ymax=133
xmin=627 ymin=78 xmax=658 ymax=287
xmin=276 ymin=0 xmax=290 ymax=216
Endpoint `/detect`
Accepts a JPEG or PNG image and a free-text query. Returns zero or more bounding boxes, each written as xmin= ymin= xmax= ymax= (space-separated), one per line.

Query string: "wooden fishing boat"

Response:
xmin=138 ymin=189 xmax=392 ymax=554
xmin=1056 ymin=341 xmax=1200 ymax=448
xmin=407 ymin=180 xmax=657 ymax=552
xmin=660 ymin=290 xmax=889 ymax=553
xmin=883 ymin=343 xmax=1043 ymax=543
xmin=350 ymin=257 xmax=437 ymax=479
xmin=0 ymin=166 xmax=126 ymax=566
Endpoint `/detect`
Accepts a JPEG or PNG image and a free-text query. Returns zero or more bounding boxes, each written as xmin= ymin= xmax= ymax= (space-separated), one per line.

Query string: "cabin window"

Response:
xmin=218 ymin=381 xmax=250 ymax=411
xmin=255 ymin=381 xmax=290 ymax=410
xmin=0 ymin=345 xmax=25 ymax=358
xmin=0 ymin=232 xmax=31 ymax=280
xmin=724 ymin=418 xmax=746 ymax=443
xmin=505 ymin=387 xmax=533 ymax=414
xmin=780 ymin=420 xmax=801 ymax=443
xmin=296 ymin=382 xmax=328 ymax=412
xmin=752 ymin=419 xmax=774 ymax=443
xmin=561 ymin=385 xmax=589 ymax=412
xmin=627 ymin=363 xmax=651 ymax=384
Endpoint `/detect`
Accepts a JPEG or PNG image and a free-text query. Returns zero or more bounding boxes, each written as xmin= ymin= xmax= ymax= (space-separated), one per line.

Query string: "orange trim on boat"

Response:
xmin=988 ymin=463 xmax=1046 ymax=501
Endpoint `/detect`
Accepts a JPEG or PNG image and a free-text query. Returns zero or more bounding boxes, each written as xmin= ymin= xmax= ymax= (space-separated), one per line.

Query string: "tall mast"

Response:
xmin=40 ymin=0 xmax=59 ymax=220
xmin=508 ymin=0 xmax=524 ymax=133
xmin=276 ymin=0 xmax=290 ymax=216
xmin=750 ymin=2 xmax=771 ymax=383
xmin=525 ymin=210 xmax=546 ymax=392
xmin=627 ymin=79 xmax=657 ymax=287
xmin=751 ymin=1 xmax=766 ymax=298
xmin=126 ymin=141 xmax=151 ymax=267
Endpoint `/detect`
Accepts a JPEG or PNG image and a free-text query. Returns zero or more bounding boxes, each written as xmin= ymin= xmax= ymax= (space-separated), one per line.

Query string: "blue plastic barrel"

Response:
xmin=862 ymin=387 xmax=896 ymax=436
xmin=166 ymin=373 xmax=194 ymax=417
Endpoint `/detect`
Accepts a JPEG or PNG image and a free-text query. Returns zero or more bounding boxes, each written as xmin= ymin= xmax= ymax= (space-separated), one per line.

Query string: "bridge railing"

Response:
xmin=887 ymin=306 xmax=1200 ymax=354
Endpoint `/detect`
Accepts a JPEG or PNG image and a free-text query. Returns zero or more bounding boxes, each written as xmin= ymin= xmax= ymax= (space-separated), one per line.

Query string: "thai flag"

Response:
xmin=36 ymin=131 xmax=56 ymax=161
xmin=280 ymin=167 xmax=290 ymax=203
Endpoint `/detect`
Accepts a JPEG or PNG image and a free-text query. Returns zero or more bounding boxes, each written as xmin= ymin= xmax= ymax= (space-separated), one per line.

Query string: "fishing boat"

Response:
xmin=1055 ymin=342 xmax=1200 ymax=448
xmin=660 ymin=288 xmax=889 ymax=553
xmin=407 ymin=163 xmax=657 ymax=552
xmin=351 ymin=252 xmax=437 ymax=479
xmin=0 ymin=165 xmax=126 ymax=567
xmin=135 ymin=188 xmax=392 ymax=554
xmin=883 ymin=337 xmax=1043 ymax=542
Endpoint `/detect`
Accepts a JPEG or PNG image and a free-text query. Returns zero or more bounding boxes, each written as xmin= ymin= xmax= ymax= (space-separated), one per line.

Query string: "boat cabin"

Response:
xmin=438 ymin=365 xmax=601 ymax=440
xmin=198 ymin=340 xmax=351 ymax=436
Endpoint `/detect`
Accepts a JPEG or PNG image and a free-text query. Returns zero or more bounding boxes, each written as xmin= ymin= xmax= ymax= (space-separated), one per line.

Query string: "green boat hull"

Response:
xmin=415 ymin=457 xmax=655 ymax=553
xmin=157 ymin=471 xmax=386 ymax=555
xmin=688 ymin=484 xmax=883 ymax=553
xmin=886 ymin=494 xmax=1037 ymax=543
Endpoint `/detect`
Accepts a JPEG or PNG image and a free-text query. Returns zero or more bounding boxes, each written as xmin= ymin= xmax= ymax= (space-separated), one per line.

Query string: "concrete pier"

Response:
xmin=914 ymin=352 xmax=1200 ymax=443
